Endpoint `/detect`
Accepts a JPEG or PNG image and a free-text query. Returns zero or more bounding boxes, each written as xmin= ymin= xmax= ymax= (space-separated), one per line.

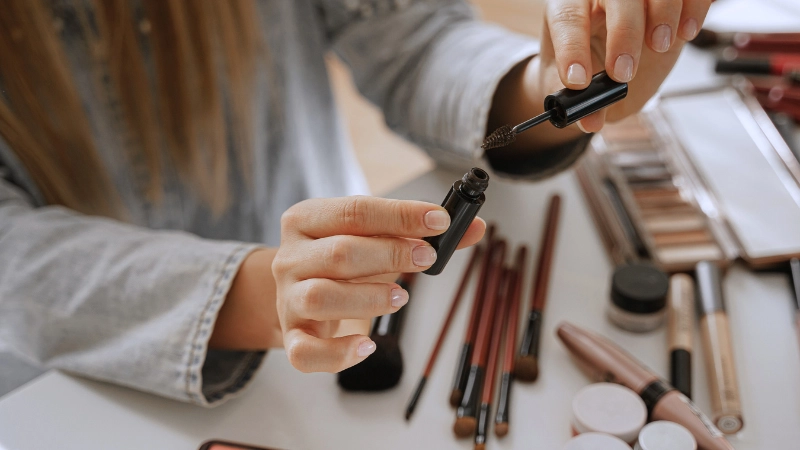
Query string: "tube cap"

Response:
xmin=544 ymin=72 xmax=628 ymax=128
xmin=611 ymin=263 xmax=669 ymax=314
xmin=695 ymin=260 xmax=725 ymax=314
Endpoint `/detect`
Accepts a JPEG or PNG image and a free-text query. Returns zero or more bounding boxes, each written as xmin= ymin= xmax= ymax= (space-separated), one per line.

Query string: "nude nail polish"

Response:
xmin=391 ymin=288 xmax=409 ymax=308
xmin=567 ymin=63 xmax=587 ymax=85
xmin=653 ymin=25 xmax=672 ymax=53
xmin=614 ymin=54 xmax=634 ymax=82
xmin=424 ymin=210 xmax=450 ymax=230
xmin=357 ymin=340 xmax=376 ymax=357
xmin=412 ymin=245 xmax=437 ymax=267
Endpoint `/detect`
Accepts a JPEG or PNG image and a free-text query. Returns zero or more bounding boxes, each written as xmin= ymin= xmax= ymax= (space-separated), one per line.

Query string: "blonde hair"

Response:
xmin=0 ymin=0 xmax=261 ymax=217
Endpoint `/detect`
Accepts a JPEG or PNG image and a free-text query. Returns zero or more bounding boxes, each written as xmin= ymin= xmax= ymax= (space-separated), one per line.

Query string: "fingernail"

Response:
xmin=681 ymin=19 xmax=699 ymax=41
xmin=391 ymin=288 xmax=409 ymax=308
xmin=357 ymin=340 xmax=376 ymax=357
xmin=424 ymin=210 xmax=450 ymax=230
xmin=567 ymin=63 xmax=587 ymax=85
xmin=576 ymin=121 xmax=588 ymax=133
xmin=652 ymin=24 xmax=672 ymax=53
xmin=613 ymin=53 xmax=634 ymax=82
xmin=412 ymin=245 xmax=437 ymax=266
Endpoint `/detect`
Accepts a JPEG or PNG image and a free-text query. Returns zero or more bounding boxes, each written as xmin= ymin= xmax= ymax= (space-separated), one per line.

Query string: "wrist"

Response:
xmin=210 ymin=247 xmax=283 ymax=350
xmin=486 ymin=56 xmax=584 ymax=161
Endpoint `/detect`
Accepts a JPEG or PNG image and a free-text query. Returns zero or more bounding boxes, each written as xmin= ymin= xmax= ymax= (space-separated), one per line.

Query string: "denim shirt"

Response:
xmin=0 ymin=0 xmax=585 ymax=406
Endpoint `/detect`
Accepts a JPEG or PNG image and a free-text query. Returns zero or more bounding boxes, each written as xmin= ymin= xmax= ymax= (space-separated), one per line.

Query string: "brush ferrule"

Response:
xmin=494 ymin=372 xmax=512 ymax=425
xmin=405 ymin=376 xmax=427 ymax=421
xmin=450 ymin=343 xmax=472 ymax=406
xmin=457 ymin=365 xmax=484 ymax=419
xmin=475 ymin=403 xmax=491 ymax=445
xmin=519 ymin=310 xmax=542 ymax=358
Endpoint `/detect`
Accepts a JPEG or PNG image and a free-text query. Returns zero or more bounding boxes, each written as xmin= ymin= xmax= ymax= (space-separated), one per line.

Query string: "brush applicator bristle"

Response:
xmin=454 ymin=416 xmax=478 ymax=438
xmin=514 ymin=354 xmax=539 ymax=382
xmin=481 ymin=124 xmax=516 ymax=150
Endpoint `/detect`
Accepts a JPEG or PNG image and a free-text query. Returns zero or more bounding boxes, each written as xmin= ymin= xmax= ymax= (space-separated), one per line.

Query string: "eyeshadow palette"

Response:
xmin=576 ymin=85 xmax=800 ymax=273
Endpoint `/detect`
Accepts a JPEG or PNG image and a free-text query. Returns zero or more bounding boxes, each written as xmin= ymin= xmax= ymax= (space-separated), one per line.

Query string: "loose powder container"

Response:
xmin=562 ymin=432 xmax=632 ymax=450
xmin=634 ymin=421 xmax=697 ymax=450
xmin=571 ymin=383 xmax=647 ymax=444
xmin=607 ymin=263 xmax=670 ymax=332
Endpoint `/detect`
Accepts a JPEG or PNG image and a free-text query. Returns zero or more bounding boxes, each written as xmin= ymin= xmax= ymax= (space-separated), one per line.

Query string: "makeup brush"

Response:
xmin=495 ymin=247 xmax=527 ymax=437
xmin=454 ymin=241 xmax=506 ymax=438
xmin=475 ymin=268 xmax=513 ymax=450
xmin=450 ymin=226 xmax=496 ymax=407
xmin=404 ymin=245 xmax=483 ymax=420
xmin=481 ymin=72 xmax=628 ymax=150
xmin=516 ymin=195 xmax=562 ymax=382
xmin=338 ymin=272 xmax=416 ymax=391
xmin=690 ymin=28 xmax=800 ymax=52
xmin=788 ymin=258 xmax=800 ymax=359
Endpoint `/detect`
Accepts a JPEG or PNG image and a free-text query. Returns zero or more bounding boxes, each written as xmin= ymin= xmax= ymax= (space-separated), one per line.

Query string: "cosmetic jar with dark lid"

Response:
xmin=607 ymin=263 xmax=670 ymax=332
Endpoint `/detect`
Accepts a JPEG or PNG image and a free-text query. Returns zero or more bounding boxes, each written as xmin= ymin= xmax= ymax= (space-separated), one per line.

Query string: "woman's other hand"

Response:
xmin=272 ymin=196 xmax=485 ymax=373
xmin=539 ymin=0 xmax=712 ymax=131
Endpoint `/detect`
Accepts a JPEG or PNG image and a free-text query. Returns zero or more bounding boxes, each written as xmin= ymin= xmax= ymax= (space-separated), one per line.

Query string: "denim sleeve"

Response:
xmin=318 ymin=0 xmax=587 ymax=179
xmin=0 ymin=169 xmax=263 ymax=407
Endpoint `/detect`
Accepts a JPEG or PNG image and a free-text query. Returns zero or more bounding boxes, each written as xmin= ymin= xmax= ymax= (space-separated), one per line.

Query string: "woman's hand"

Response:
xmin=272 ymin=196 xmax=485 ymax=373
xmin=487 ymin=0 xmax=712 ymax=154
xmin=538 ymin=0 xmax=712 ymax=131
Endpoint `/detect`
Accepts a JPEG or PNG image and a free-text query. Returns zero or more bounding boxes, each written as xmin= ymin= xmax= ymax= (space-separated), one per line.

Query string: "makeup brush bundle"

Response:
xmin=405 ymin=195 xmax=563 ymax=450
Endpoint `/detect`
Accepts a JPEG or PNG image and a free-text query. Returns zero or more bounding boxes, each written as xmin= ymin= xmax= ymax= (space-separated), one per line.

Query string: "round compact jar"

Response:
xmin=634 ymin=421 xmax=697 ymax=450
xmin=607 ymin=263 xmax=670 ymax=332
xmin=571 ymin=383 xmax=647 ymax=444
xmin=562 ymin=432 xmax=632 ymax=450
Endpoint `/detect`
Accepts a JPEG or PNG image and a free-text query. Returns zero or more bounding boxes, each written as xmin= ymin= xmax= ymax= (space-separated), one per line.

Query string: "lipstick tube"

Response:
xmin=557 ymin=322 xmax=734 ymax=450
xmin=696 ymin=261 xmax=744 ymax=435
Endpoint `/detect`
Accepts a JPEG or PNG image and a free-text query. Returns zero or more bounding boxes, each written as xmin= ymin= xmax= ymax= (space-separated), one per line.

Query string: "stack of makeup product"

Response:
xmin=406 ymin=194 xmax=563 ymax=450
xmin=691 ymin=29 xmax=800 ymax=154
xmin=568 ymin=79 xmax=800 ymax=449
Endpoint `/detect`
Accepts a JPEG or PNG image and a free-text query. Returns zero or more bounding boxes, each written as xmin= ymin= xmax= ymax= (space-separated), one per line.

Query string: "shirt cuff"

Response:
xmin=407 ymin=22 xmax=540 ymax=166
xmin=183 ymin=244 xmax=266 ymax=407
xmin=486 ymin=133 xmax=595 ymax=181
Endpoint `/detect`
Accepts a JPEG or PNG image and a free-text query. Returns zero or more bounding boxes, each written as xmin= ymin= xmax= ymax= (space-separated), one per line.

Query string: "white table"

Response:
xmin=2 ymin=1 xmax=799 ymax=449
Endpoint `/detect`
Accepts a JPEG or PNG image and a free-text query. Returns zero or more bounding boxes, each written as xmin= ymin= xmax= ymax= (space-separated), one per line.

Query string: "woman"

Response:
xmin=0 ymin=0 xmax=710 ymax=406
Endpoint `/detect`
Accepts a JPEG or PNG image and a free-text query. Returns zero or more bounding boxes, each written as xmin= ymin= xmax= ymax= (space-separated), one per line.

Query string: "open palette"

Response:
xmin=576 ymin=85 xmax=800 ymax=273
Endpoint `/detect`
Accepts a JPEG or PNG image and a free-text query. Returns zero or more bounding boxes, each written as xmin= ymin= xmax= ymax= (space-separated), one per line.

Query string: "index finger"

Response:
xmin=546 ymin=0 xmax=593 ymax=89
xmin=282 ymin=196 xmax=451 ymax=240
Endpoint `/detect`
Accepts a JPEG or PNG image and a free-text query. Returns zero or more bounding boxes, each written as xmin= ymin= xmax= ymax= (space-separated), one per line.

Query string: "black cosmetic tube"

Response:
xmin=423 ymin=168 xmax=488 ymax=275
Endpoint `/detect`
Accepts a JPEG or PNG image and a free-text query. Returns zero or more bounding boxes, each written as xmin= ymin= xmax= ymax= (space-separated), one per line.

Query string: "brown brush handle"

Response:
xmin=504 ymin=249 xmax=527 ymax=372
xmin=481 ymin=269 xmax=511 ymax=405
xmin=700 ymin=311 xmax=743 ymax=434
xmin=426 ymin=246 xmax=481 ymax=376
xmin=451 ymin=230 xmax=495 ymax=404
xmin=531 ymin=195 xmax=561 ymax=311
xmin=471 ymin=242 xmax=507 ymax=366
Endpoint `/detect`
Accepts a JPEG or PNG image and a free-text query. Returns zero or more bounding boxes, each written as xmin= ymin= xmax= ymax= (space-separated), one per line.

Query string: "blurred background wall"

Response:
xmin=328 ymin=0 xmax=546 ymax=196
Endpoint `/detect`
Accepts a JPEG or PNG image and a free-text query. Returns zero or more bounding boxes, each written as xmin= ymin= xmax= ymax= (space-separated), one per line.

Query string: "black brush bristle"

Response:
xmin=481 ymin=124 xmax=516 ymax=150
xmin=337 ymin=334 xmax=403 ymax=392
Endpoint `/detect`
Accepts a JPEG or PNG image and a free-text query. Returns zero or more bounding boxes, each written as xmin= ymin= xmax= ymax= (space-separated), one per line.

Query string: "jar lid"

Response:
xmin=563 ymin=432 xmax=632 ymax=450
xmin=571 ymin=383 xmax=647 ymax=443
xmin=636 ymin=421 xmax=697 ymax=450
xmin=611 ymin=263 xmax=669 ymax=314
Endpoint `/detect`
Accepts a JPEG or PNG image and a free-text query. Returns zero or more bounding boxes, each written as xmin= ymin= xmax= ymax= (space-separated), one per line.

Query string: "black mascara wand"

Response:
xmin=482 ymin=71 xmax=628 ymax=150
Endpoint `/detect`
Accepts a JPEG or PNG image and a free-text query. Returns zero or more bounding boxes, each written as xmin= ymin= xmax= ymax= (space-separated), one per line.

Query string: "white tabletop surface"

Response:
xmin=2 ymin=1 xmax=800 ymax=449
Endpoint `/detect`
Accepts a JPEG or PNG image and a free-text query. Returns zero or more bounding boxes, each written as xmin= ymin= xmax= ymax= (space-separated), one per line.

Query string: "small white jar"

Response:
xmin=563 ymin=432 xmax=632 ymax=450
xmin=571 ymin=383 xmax=647 ymax=444
xmin=634 ymin=421 xmax=697 ymax=450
